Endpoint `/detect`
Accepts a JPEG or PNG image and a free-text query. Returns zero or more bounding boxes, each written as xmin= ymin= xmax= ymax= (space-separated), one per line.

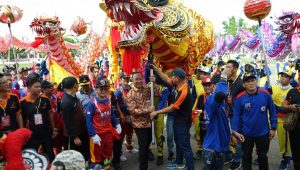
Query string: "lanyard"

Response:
xmin=93 ymin=98 xmax=102 ymax=113
xmin=36 ymin=98 xmax=41 ymax=114
xmin=0 ymin=98 xmax=7 ymax=116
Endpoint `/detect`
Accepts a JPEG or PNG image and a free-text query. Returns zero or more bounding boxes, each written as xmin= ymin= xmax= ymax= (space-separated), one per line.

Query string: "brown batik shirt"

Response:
xmin=126 ymin=84 xmax=160 ymax=128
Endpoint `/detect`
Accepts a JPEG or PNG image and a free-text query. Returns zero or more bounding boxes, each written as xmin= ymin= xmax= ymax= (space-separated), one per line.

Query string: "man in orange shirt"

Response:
xmin=150 ymin=67 xmax=194 ymax=170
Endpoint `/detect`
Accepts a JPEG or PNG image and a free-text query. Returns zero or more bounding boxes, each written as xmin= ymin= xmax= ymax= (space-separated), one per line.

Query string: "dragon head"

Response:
xmin=30 ymin=16 xmax=65 ymax=37
xmin=276 ymin=11 xmax=300 ymax=36
xmin=102 ymin=0 xmax=166 ymax=46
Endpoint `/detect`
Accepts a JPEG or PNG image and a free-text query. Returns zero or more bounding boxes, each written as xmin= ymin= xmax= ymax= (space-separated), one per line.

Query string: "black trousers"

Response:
xmin=134 ymin=128 xmax=152 ymax=170
xmin=26 ymin=129 xmax=55 ymax=162
xmin=242 ymin=135 xmax=270 ymax=170
xmin=289 ymin=120 xmax=300 ymax=170
xmin=112 ymin=138 xmax=122 ymax=164
xmin=64 ymin=131 xmax=90 ymax=161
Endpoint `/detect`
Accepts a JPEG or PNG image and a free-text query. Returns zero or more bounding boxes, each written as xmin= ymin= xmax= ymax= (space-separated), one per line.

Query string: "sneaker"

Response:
xmin=89 ymin=163 xmax=102 ymax=170
xmin=228 ymin=161 xmax=241 ymax=170
xmin=148 ymin=150 xmax=155 ymax=161
xmin=176 ymin=164 xmax=186 ymax=169
xmin=126 ymin=148 xmax=139 ymax=153
xmin=193 ymin=150 xmax=202 ymax=160
xmin=120 ymin=154 xmax=127 ymax=162
xmin=253 ymin=158 xmax=259 ymax=165
xmin=279 ymin=158 xmax=290 ymax=170
xmin=166 ymin=162 xmax=185 ymax=169
xmin=166 ymin=162 xmax=177 ymax=169
xmin=224 ymin=157 xmax=233 ymax=165
xmin=156 ymin=156 xmax=164 ymax=166
xmin=168 ymin=152 xmax=174 ymax=162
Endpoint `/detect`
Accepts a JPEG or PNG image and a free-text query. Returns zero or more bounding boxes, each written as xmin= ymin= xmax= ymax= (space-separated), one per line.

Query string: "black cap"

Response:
xmin=95 ymin=78 xmax=109 ymax=88
xmin=20 ymin=68 xmax=26 ymax=73
xmin=243 ymin=73 xmax=256 ymax=82
xmin=120 ymin=72 xmax=130 ymax=79
xmin=170 ymin=68 xmax=186 ymax=79
xmin=211 ymin=74 xmax=221 ymax=84
xmin=41 ymin=80 xmax=53 ymax=88
xmin=79 ymin=75 xmax=90 ymax=85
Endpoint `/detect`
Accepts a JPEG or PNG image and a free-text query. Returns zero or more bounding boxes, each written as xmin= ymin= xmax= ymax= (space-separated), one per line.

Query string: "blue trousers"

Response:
xmin=166 ymin=114 xmax=174 ymax=154
xmin=202 ymin=149 xmax=225 ymax=170
xmin=174 ymin=122 xmax=194 ymax=170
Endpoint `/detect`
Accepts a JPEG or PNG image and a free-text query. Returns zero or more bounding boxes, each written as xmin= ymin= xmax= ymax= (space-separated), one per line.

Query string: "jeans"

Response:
xmin=230 ymin=118 xmax=242 ymax=163
xmin=232 ymin=143 xmax=243 ymax=163
xmin=174 ymin=122 xmax=194 ymax=170
xmin=202 ymin=149 xmax=225 ymax=170
xmin=289 ymin=119 xmax=300 ymax=170
xmin=166 ymin=113 xmax=174 ymax=154
xmin=134 ymin=128 xmax=152 ymax=170
xmin=242 ymin=135 xmax=270 ymax=170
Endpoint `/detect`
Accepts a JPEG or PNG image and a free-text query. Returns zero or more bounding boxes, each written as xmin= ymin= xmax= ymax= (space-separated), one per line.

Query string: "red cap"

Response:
xmin=202 ymin=77 xmax=212 ymax=84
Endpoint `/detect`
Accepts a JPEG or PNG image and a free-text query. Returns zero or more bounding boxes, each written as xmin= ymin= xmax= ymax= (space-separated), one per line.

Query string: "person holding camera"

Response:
xmin=282 ymin=75 xmax=300 ymax=170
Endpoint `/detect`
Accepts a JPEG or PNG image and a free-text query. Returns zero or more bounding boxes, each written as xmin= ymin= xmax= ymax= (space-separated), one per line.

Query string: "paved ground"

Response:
xmin=117 ymin=126 xmax=294 ymax=170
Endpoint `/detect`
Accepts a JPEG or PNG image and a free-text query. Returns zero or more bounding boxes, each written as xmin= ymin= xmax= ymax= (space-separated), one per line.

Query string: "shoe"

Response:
xmin=168 ymin=152 xmax=174 ymax=162
xmin=148 ymin=150 xmax=155 ymax=161
xmin=126 ymin=148 xmax=139 ymax=153
xmin=156 ymin=156 xmax=164 ymax=166
xmin=120 ymin=154 xmax=127 ymax=162
xmin=113 ymin=163 xmax=121 ymax=170
xmin=193 ymin=150 xmax=202 ymax=160
xmin=89 ymin=163 xmax=103 ymax=170
xmin=253 ymin=158 xmax=259 ymax=165
xmin=166 ymin=162 xmax=177 ymax=169
xmin=228 ymin=161 xmax=241 ymax=170
xmin=224 ymin=157 xmax=233 ymax=165
xmin=279 ymin=157 xmax=291 ymax=170
xmin=176 ymin=164 xmax=186 ymax=169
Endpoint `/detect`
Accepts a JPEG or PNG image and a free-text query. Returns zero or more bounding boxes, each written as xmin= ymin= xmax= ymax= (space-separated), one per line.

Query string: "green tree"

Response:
xmin=222 ymin=16 xmax=256 ymax=36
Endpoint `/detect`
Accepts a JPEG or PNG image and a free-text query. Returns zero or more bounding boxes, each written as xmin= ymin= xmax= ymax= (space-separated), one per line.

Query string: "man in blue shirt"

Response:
xmin=232 ymin=73 xmax=277 ymax=170
xmin=202 ymin=67 xmax=244 ymax=170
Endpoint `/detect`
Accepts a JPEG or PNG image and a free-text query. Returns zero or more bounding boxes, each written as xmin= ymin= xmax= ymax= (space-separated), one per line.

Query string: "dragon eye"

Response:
xmin=284 ymin=17 xmax=292 ymax=22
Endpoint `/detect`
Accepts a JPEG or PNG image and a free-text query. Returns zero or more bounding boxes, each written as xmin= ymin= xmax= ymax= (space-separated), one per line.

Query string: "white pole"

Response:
xmin=257 ymin=21 xmax=270 ymax=86
xmin=8 ymin=23 xmax=18 ymax=74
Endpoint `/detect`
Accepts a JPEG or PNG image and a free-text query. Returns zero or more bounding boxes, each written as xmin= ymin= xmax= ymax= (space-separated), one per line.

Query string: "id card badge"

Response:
xmin=34 ymin=113 xmax=43 ymax=125
xmin=2 ymin=115 xmax=10 ymax=127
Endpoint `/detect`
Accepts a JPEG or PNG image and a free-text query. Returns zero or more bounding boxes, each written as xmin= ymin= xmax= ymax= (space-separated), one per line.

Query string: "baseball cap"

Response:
xmin=211 ymin=74 xmax=221 ymax=84
xmin=243 ymin=73 xmax=256 ymax=82
xmin=170 ymin=68 xmax=187 ymax=79
xmin=79 ymin=74 xmax=90 ymax=85
xmin=51 ymin=150 xmax=85 ymax=170
xmin=95 ymin=78 xmax=109 ymax=88
xmin=120 ymin=72 xmax=130 ymax=79
xmin=197 ymin=66 xmax=211 ymax=74
xmin=202 ymin=77 xmax=212 ymax=85
xmin=279 ymin=70 xmax=293 ymax=78
xmin=41 ymin=80 xmax=53 ymax=88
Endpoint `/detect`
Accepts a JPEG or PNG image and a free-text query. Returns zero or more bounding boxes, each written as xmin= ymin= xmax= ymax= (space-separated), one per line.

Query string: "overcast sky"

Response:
xmin=0 ymin=0 xmax=299 ymax=40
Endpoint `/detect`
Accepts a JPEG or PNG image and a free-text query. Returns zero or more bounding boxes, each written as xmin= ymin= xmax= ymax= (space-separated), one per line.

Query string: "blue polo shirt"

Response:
xmin=232 ymin=88 xmax=277 ymax=137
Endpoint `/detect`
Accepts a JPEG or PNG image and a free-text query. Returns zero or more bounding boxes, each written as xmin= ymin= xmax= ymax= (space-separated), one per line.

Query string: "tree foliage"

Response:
xmin=222 ymin=16 xmax=257 ymax=36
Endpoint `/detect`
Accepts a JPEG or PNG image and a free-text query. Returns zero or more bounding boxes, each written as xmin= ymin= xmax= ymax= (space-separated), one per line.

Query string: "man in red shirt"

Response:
xmin=86 ymin=78 xmax=121 ymax=170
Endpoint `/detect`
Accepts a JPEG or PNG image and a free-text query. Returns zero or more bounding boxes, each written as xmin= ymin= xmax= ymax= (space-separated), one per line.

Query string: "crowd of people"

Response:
xmin=0 ymin=56 xmax=299 ymax=170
